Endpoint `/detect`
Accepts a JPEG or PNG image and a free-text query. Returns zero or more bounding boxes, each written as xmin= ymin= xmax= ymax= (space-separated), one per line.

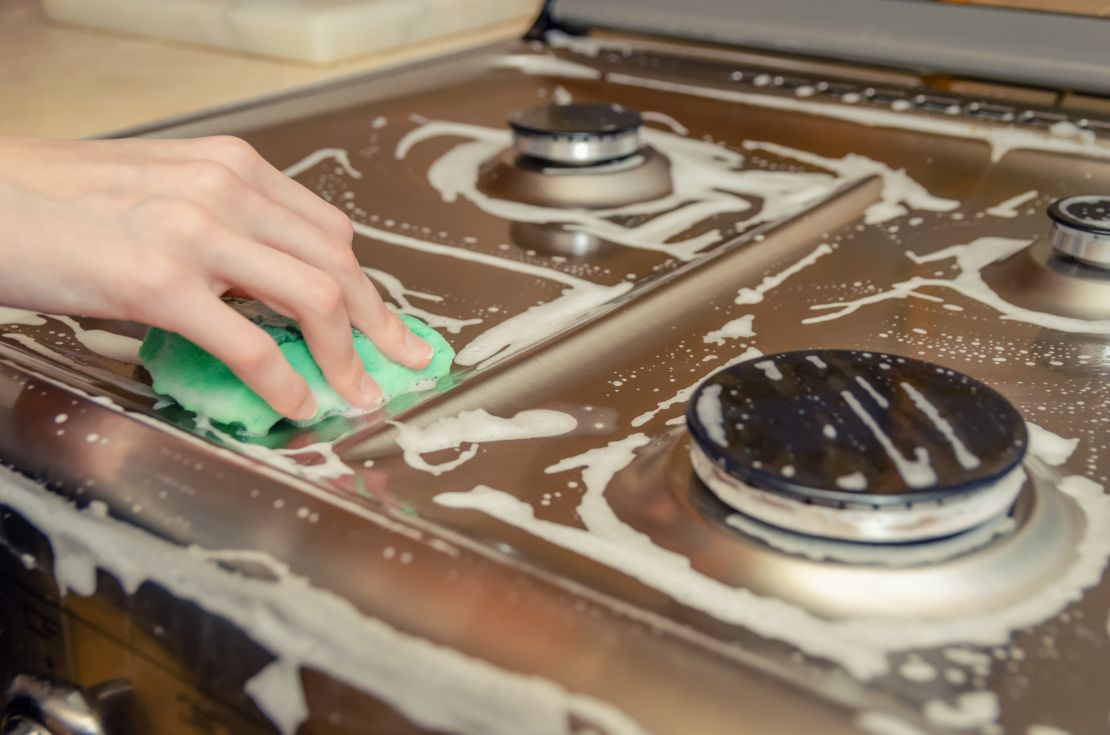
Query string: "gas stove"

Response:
xmin=1 ymin=2 xmax=1110 ymax=734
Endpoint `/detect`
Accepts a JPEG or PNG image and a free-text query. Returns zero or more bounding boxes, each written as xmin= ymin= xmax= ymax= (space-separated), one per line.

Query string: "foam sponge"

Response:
xmin=140 ymin=306 xmax=454 ymax=435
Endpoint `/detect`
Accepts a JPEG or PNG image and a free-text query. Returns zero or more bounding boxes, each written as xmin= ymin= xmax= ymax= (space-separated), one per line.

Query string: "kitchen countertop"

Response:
xmin=0 ymin=0 xmax=535 ymax=140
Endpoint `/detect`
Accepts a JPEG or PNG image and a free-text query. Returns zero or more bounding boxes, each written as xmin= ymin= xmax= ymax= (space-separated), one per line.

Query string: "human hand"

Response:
xmin=0 ymin=135 xmax=432 ymax=421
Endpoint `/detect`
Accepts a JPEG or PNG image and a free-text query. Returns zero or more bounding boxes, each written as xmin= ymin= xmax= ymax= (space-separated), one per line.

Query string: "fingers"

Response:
xmin=158 ymin=294 xmax=317 ymax=422
xmin=346 ymin=276 xmax=434 ymax=371
xmin=208 ymin=238 xmax=384 ymax=409
xmin=190 ymin=168 xmax=434 ymax=371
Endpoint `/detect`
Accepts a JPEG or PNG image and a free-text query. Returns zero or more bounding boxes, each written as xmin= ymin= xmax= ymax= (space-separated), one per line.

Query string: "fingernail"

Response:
xmin=290 ymin=393 xmax=317 ymax=422
xmin=361 ymin=373 xmax=383 ymax=406
xmin=404 ymin=330 xmax=434 ymax=365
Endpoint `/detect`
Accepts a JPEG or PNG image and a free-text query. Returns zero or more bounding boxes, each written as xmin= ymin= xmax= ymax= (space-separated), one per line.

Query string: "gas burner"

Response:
xmin=982 ymin=195 xmax=1110 ymax=321
xmin=686 ymin=350 xmax=1027 ymax=543
xmin=477 ymin=103 xmax=673 ymax=210
xmin=509 ymin=103 xmax=644 ymax=166
xmin=1048 ymin=194 xmax=1110 ymax=270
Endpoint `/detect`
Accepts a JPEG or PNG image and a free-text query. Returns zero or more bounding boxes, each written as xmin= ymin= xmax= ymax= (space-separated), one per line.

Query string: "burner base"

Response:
xmin=691 ymin=444 xmax=1025 ymax=544
xmin=477 ymin=146 xmax=673 ymax=209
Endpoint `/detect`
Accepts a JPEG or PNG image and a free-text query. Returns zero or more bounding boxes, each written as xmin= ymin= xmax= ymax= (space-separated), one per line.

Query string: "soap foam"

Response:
xmin=0 ymin=465 xmax=647 ymax=735
xmin=805 ymin=237 xmax=1110 ymax=335
xmin=435 ymin=424 xmax=1110 ymax=682
xmin=392 ymin=409 xmax=577 ymax=475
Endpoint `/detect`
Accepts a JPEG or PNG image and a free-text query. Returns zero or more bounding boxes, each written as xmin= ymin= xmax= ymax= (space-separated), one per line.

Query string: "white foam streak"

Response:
xmin=50 ymin=315 xmax=142 ymax=365
xmin=703 ymin=314 xmax=755 ymax=345
xmin=435 ymin=423 xmax=1110 ymax=681
xmin=282 ymin=147 xmax=363 ymax=179
xmin=0 ymin=307 xmax=46 ymax=327
xmin=631 ymin=347 xmax=762 ymax=428
xmin=736 ymin=243 xmax=833 ymax=304
xmin=852 ymin=377 xmax=888 ymax=409
xmin=0 ymin=467 xmax=646 ymax=735
xmin=493 ymin=54 xmax=601 ymax=80
xmin=455 ymin=282 xmax=632 ymax=368
xmin=901 ymin=383 xmax=980 ymax=470
xmin=806 ymin=237 xmax=1110 ymax=335
xmin=694 ymin=384 xmax=727 ymax=447
xmin=392 ymin=409 xmax=577 ymax=476
xmin=362 ymin=267 xmax=482 ymax=334
xmin=985 ymin=189 xmax=1038 ymax=219
xmin=753 ymin=360 xmax=783 ymax=381
xmin=744 ymin=141 xmax=959 ymax=224
xmin=396 ymin=120 xmax=841 ymax=262
xmin=841 ymin=390 xmax=937 ymax=488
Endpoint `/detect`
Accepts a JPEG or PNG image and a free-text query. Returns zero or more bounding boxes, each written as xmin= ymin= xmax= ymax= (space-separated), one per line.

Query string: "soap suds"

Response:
xmin=0 ymin=466 xmax=646 ymax=735
xmin=694 ymin=384 xmax=727 ymax=446
xmin=392 ymin=409 xmax=578 ymax=475
xmin=986 ymin=190 xmax=1038 ymax=219
xmin=753 ymin=360 xmax=783 ymax=381
xmin=744 ymin=141 xmax=958 ymax=225
xmin=835 ymin=472 xmax=868 ymax=491
xmin=396 ymin=120 xmax=842 ymax=262
xmin=283 ymin=147 xmax=363 ymax=180
xmin=841 ymin=391 xmax=937 ymax=488
xmin=362 ymin=267 xmax=482 ymax=335
xmin=494 ymin=54 xmax=602 ymax=80
xmin=736 ymin=243 xmax=833 ymax=304
xmin=901 ymin=383 xmax=980 ymax=470
xmin=922 ymin=691 xmax=999 ymax=730
xmin=703 ymin=314 xmax=755 ymax=346
xmin=436 ymin=418 xmax=1110 ymax=682
xmin=806 ymin=237 xmax=1110 ymax=335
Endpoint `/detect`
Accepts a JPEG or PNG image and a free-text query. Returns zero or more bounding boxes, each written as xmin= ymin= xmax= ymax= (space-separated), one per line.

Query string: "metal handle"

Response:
xmin=2 ymin=676 xmax=133 ymax=735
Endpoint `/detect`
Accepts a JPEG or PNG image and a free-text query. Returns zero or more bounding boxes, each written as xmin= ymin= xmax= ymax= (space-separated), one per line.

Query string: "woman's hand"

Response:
xmin=0 ymin=135 xmax=432 ymax=421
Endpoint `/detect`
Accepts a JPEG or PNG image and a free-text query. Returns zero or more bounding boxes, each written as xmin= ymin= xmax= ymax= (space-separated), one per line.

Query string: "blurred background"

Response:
xmin=0 ymin=0 xmax=542 ymax=139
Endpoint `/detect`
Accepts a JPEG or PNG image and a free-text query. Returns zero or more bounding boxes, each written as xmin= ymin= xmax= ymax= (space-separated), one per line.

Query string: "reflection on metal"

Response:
xmin=1 ymin=676 xmax=134 ymax=735
xmin=477 ymin=146 xmax=672 ymax=209
xmin=982 ymin=237 xmax=1110 ymax=321
xmin=508 ymin=221 xmax=612 ymax=257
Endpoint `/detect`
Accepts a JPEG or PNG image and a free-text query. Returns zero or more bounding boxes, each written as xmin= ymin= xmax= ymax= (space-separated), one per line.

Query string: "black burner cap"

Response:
xmin=1048 ymin=195 xmax=1110 ymax=237
xmin=509 ymin=103 xmax=642 ymax=138
xmin=686 ymin=350 xmax=1027 ymax=507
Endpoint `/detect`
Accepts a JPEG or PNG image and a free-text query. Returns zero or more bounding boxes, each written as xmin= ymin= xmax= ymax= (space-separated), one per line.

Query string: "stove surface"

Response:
xmin=0 ymin=30 xmax=1109 ymax=735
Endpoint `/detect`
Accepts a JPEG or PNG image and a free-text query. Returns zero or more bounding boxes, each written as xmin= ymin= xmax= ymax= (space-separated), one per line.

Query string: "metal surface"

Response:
xmin=3 ymin=677 xmax=107 ymax=735
xmin=0 ymin=25 xmax=1108 ymax=735
xmin=552 ymin=0 xmax=1110 ymax=94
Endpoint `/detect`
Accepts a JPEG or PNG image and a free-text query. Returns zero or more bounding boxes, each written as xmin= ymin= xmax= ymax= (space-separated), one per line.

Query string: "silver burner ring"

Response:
xmin=1048 ymin=194 xmax=1110 ymax=270
xmin=512 ymin=129 xmax=642 ymax=166
xmin=691 ymin=444 xmax=1026 ymax=544
xmin=509 ymin=103 xmax=644 ymax=166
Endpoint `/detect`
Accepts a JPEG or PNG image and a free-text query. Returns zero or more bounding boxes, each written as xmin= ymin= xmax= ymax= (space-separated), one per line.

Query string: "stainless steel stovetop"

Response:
xmin=1 ymin=4 xmax=1109 ymax=734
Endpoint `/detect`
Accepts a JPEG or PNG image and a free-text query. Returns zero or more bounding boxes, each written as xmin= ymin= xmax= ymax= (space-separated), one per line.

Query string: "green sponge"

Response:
xmin=140 ymin=305 xmax=454 ymax=436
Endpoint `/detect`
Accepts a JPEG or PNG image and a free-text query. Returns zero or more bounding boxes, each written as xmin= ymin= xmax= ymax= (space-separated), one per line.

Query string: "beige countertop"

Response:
xmin=1 ymin=0 xmax=533 ymax=139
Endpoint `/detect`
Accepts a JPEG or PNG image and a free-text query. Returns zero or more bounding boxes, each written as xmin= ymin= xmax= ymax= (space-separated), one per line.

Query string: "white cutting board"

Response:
xmin=42 ymin=0 xmax=539 ymax=64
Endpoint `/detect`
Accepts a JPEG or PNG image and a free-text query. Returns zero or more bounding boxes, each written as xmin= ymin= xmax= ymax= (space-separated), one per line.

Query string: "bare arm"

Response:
xmin=0 ymin=135 xmax=432 ymax=420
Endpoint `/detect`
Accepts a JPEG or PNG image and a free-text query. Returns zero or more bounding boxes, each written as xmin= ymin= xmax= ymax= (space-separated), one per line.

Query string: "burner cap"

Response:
xmin=686 ymin=350 xmax=1028 ymax=542
xmin=509 ymin=103 xmax=643 ymax=166
xmin=1048 ymin=195 xmax=1110 ymax=270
